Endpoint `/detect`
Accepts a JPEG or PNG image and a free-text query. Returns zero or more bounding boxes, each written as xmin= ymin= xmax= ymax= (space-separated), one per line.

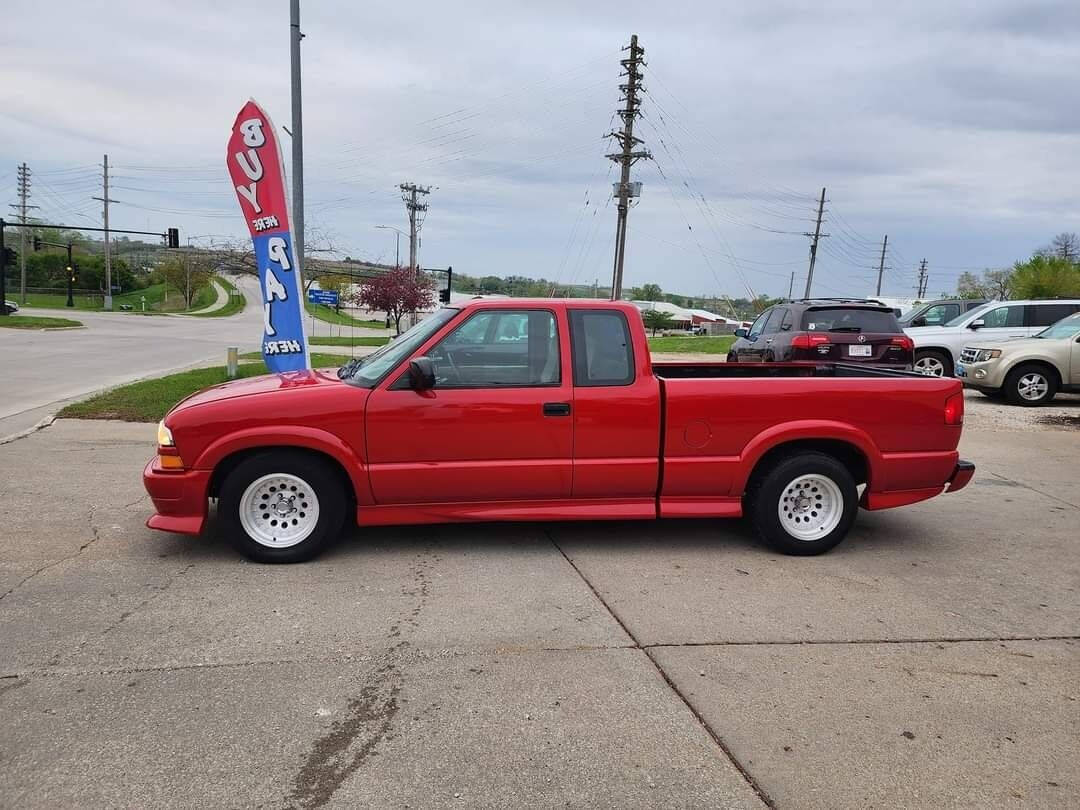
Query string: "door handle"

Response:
xmin=543 ymin=402 xmax=571 ymax=417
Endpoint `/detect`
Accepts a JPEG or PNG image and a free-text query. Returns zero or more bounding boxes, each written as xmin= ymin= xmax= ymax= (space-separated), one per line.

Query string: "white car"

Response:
xmin=905 ymin=299 xmax=1080 ymax=376
xmin=3 ymin=300 xmax=18 ymax=315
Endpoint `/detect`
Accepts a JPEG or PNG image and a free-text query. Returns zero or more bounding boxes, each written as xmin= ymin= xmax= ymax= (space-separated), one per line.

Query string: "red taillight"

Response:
xmin=891 ymin=335 xmax=914 ymax=351
xmin=791 ymin=333 xmax=831 ymax=349
xmin=944 ymin=391 xmax=964 ymax=425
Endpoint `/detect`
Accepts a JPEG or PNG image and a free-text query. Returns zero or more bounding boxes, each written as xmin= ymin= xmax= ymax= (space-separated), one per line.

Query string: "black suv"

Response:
xmin=728 ymin=299 xmax=914 ymax=369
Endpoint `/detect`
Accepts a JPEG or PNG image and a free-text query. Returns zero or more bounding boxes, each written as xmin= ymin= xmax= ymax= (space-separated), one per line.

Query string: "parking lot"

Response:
xmin=0 ymin=392 xmax=1077 ymax=809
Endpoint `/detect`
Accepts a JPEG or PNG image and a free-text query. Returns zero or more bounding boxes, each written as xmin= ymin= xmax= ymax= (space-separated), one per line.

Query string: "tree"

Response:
xmin=316 ymin=273 xmax=354 ymax=311
xmin=982 ymin=269 xmax=1013 ymax=300
xmin=956 ymin=271 xmax=987 ymax=298
xmin=1010 ymin=254 xmax=1080 ymax=299
xmin=348 ymin=266 xmax=435 ymax=334
xmin=631 ymin=283 xmax=663 ymax=301
xmin=1037 ymin=232 xmax=1080 ymax=262
xmin=641 ymin=309 xmax=675 ymax=336
xmin=159 ymin=252 xmax=214 ymax=309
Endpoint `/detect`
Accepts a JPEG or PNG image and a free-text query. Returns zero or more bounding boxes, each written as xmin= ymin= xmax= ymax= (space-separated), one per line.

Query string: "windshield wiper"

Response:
xmin=337 ymin=357 xmax=364 ymax=379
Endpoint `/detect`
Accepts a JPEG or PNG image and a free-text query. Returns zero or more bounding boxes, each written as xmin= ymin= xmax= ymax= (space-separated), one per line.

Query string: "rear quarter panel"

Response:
xmin=661 ymin=375 xmax=962 ymax=497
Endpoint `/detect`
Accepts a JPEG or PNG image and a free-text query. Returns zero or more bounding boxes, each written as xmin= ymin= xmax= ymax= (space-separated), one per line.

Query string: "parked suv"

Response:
xmin=957 ymin=311 xmax=1080 ymax=405
xmin=728 ymin=299 xmax=914 ymax=368
xmin=905 ymin=299 xmax=1080 ymax=376
xmin=899 ymin=298 xmax=986 ymax=328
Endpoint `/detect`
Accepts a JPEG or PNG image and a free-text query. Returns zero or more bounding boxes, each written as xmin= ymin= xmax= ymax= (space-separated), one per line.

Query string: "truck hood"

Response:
xmin=903 ymin=325 xmax=961 ymax=339
xmin=171 ymin=370 xmax=346 ymax=413
xmin=967 ymin=336 xmax=1053 ymax=353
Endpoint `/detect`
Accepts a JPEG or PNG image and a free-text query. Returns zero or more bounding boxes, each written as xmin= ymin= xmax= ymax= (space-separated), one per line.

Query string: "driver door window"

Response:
xmin=432 ymin=310 xmax=560 ymax=387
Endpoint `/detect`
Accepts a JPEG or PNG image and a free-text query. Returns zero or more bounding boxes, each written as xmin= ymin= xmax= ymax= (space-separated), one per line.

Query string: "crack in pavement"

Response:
xmin=643 ymin=634 xmax=1080 ymax=649
xmin=988 ymin=471 xmax=1079 ymax=509
xmin=0 ymin=506 xmax=102 ymax=603
xmin=546 ymin=530 xmax=777 ymax=809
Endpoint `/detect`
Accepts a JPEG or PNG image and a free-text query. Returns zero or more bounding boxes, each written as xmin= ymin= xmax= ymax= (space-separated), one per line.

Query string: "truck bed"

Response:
xmin=653 ymin=361 xmax=923 ymax=379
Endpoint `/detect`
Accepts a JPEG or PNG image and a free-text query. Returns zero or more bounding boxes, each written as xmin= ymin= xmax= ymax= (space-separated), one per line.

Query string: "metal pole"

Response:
xmin=66 ymin=243 xmax=74 ymax=308
xmin=103 ymin=154 xmax=112 ymax=310
xmin=290 ymin=0 xmax=305 ymax=281
xmin=395 ymin=231 xmax=400 ymax=267
xmin=876 ymin=234 xmax=888 ymax=296
xmin=788 ymin=271 xmax=795 ymax=299
xmin=0 ymin=220 xmax=7 ymax=316
xmin=803 ymin=186 xmax=826 ymax=298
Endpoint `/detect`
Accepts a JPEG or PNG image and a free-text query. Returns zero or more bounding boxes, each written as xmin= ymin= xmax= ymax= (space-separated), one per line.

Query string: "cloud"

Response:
xmin=2 ymin=0 xmax=1077 ymax=298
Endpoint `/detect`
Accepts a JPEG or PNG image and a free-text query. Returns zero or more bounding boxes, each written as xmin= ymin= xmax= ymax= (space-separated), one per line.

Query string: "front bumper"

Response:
xmin=955 ymin=358 xmax=1006 ymax=388
xmin=143 ymin=457 xmax=210 ymax=536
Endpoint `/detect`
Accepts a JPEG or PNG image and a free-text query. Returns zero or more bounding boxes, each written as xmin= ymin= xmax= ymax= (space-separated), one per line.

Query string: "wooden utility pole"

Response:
xmin=876 ymin=234 xmax=888 ymax=296
xmin=917 ymin=258 xmax=929 ymax=299
xmin=399 ymin=182 xmax=430 ymax=273
xmin=802 ymin=187 xmax=828 ymax=298
xmin=606 ymin=34 xmax=651 ymax=300
xmin=9 ymin=163 xmax=38 ymax=304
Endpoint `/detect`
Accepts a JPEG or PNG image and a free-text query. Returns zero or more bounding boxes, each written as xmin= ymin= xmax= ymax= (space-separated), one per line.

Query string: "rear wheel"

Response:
xmin=914 ymin=349 xmax=950 ymax=377
xmin=1003 ymin=364 xmax=1057 ymax=406
xmin=218 ymin=451 xmax=346 ymax=563
xmin=747 ymin=452 xmax=858 ymax=555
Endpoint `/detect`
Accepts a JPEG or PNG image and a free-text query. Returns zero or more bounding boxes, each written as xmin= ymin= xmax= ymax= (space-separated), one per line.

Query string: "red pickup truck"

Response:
xmin=144 ymin=299 xmax=974 ymax=563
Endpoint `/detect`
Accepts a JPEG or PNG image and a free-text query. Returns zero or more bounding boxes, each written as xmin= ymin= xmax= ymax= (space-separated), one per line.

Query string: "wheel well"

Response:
xmin=208 ymin=446 xmax=357 ymax=512
xmin=1007 ymin=360 xmax=1062 ymax=386
xmin=916 ymin=346 xmax=953 ymax=365
xmin=746 ymin=439 xmax=869 ymax=491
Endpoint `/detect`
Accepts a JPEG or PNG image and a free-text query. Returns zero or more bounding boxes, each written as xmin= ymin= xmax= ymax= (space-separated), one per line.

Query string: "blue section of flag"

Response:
xmin=252 ymin=231 xmax=309 ymax=373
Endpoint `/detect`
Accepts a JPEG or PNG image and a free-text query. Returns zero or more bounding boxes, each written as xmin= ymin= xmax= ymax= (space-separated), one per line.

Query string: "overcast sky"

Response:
xmin=3 ymin=0 xmax=1078 ymax=300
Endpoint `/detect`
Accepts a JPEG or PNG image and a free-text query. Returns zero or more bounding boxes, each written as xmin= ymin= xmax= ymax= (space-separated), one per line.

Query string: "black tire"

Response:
xmin=914 ymin=349 xmax=951 ymax=377
xmin=1003 ymin=363 xmax=1058 ymax=407
xmin=747 ymin=452 xmax=859 ymax=556
xmin=218 ymin=450 xmax=347 ymax=563
xmin=979 ymin=389 xmax=1005 ymax=399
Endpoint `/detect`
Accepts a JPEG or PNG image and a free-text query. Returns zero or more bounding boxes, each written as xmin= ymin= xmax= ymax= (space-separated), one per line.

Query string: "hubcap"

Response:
xmin=778 ymin=473 xmax=844 ymax=540
xmin=239 ymin=473 xmax=320 ymax=548
xmin=914 ymin=356 xmax=945 ymax=376
xmin=1017 ymin=373 xmax=1048 ymax=401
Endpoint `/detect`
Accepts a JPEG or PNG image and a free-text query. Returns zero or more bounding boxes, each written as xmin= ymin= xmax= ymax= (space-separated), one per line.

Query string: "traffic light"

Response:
xmin=1 ymin=247 xmax=15 ymax=266
xmin=167 ymin=227 xmax=180 ymax=249
xmin=440 ymin=265 xmax=453 ymax=304
xmin=33 ymin=236 xmax=42 ymax=251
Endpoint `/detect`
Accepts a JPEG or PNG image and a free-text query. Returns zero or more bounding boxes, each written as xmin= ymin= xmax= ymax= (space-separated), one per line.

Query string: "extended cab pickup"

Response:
xmin=144 ymin=300 xmax=975 ymax=563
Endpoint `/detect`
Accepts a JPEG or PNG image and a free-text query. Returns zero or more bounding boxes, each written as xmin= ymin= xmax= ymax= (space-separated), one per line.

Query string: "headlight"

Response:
xmin=157 ymin=420 xmax=175 ymax=447
xmin=975 ymin=349 xmax=1002 ymax=362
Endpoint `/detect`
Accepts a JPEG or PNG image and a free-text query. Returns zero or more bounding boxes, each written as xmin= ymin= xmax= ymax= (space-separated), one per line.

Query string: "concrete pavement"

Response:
xmin=0 ymin=407 xmax=1077 ymax=808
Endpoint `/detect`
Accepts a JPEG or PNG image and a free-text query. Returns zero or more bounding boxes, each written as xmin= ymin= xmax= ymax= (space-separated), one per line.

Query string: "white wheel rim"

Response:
xmin=239 ymin=473 xmax=320 ymax=548
xmin=778 ymin=473 xmax=844 ymax=541
xmin=1017 ymin=373 xmax=1048 ymax=401
xmin=914 ymin=356 xmax=944 ymax=376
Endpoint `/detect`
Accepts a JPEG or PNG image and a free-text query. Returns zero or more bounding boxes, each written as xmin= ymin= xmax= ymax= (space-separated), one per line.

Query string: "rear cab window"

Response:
xmin=568 ymin=309 xmax=635 ymax=386
xmin=802 ymin=307 xmax=900 ymax=333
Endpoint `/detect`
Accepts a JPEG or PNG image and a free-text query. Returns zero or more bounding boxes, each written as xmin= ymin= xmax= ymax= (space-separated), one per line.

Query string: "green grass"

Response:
xmin=19 ymin=282 xmax=217 ymax=314
xmin=59 ymin=353 xmax=355 ymax=422
xmin=0 ymin=314 xmax=83 ymax=329
xmin=647 ymin=335 xmax=736 ymax=354
xmin=304 ymin=300 xmax=386 ymax=328
xmin=308 ymin=335 xmax=390 ymax=347
xmin=189 ymin=275 xmax=246 ymax=317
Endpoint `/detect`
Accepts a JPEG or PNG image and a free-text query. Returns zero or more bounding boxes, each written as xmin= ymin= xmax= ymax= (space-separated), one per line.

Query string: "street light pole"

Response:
xmin=375 ymin=225 xmax=406 ymax=268
xmin=290 ymin=0 xmax=305 ymax=280
xmin=66 ymin=243 xmax=74 ymax=307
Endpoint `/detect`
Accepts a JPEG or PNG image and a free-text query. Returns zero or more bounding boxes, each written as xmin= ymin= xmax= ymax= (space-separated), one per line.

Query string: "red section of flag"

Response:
xmin=226 ymin=99 xmax=290 ymax=238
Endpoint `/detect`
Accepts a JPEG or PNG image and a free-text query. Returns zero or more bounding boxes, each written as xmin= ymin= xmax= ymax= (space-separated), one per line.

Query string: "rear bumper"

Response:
xmin=142 ymin=457 xmax=210 ymax=536
xmin=945 ymin=459 xmax=975 ymax=493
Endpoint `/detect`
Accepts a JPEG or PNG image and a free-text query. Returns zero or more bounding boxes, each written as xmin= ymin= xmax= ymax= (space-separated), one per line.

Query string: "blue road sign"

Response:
xmin=307 ymin=288 xmax=339 ymax=307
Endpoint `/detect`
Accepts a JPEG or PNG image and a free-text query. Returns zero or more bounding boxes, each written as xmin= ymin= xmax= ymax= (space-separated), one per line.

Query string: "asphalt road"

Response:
xmin=0 ymin=275 xmax=266 ymax=440
xmin=0 ymin=406 xmax=1076 ymax=808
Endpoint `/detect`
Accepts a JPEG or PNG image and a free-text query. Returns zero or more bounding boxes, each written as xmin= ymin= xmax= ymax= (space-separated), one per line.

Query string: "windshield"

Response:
xmin=340 ymin=308 xmax=459 ymax=388
xmin=1035 ymin=313 xmax=1080 ymax=339
xmin=897 ymin=304 xmax=928 ymax=325
xmin=944 ymin=301 xmax=994 ymax=327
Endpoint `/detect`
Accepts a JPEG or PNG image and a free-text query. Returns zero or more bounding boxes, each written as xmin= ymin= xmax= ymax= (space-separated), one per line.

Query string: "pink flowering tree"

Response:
xmin=349 ymin=266 xmax=435 ymax=334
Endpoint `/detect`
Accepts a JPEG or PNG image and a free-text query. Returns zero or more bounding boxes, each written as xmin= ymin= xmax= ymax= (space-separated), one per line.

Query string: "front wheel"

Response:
xmin=747 ymin=452 xmax=858 ymax=555
xmin=218 ymin=451 xmax=346 ymax=563
xmin=1004 ymin=364 xmax=1057 ymax=406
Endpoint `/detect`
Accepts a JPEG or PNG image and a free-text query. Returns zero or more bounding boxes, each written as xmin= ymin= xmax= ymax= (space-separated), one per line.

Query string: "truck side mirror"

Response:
xmin=734 ymin=327 xmax=748 ymax=338
xmin=911 ymin=316 xmax=926 ymax=327
xmin=968 ymin=319 xmax=984 ymax=330
xmin=409 ymin=357 xmax=436 ymax=391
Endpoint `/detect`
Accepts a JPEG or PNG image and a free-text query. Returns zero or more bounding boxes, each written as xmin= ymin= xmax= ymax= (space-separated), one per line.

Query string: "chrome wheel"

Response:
xmin=778 ymin=473 xmax=844 ymax=541
xmin=238 ymin=473 xmax=320 ymax=548
xmin=1016 ymin=372 xmax=1049 ymax=402
xmin=914 ymin=355 xmax=945 ymax=376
